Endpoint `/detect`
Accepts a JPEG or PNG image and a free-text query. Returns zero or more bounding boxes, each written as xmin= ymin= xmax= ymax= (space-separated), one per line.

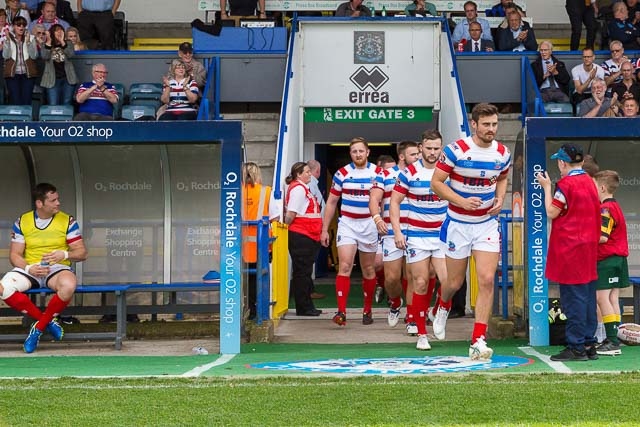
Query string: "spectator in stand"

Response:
xmin=172 ymin=42 xmax=205 ymax=90
xmin=608 ymin=1 xmax=640 ymax=50
xmin=6 ymin=0 xmax=31 ymax=27
xmin=0 ymin=10 xmax=8 ymax=44
xmin=485 ymin=0 xmax=510 ymax=17
xmin=572 ymin=48 xmax=605 ymax=107
xmin=74 ymin=62 xmax=118 ymax=120
xmin=619 ymin=96 xmax=639 ymax=116
xmin=601 ymin=40 xmax=631 ymax=87
xmin=404 ymin=0 xmax=437 ymax=16
xmin=626 ymin=0 xmax=640 ymax=24
xmin=565 ymin=0 xmax=597 ymax=51
xmin=40 ymin=23 xmax=77 ymax=105
xmin=220 ymin=0 xmax=266 ymax=19
xmin=497 ymin=11 xmax=537 ymax=51
xmin=28 ymin=1 xmax=69 ymax=33
xmin=158 ymin=59 xmax=199 ymax=121
xmin=452 ymin=1 xmax=493 ymax=45
xmin=497 ymin=2 xmax=525 ymax=31
xmin=3 ymin=16 xmax=38 ymax=105
xmin=611 ymin=60 xmax=640 ymax=102
xmin=21 ymin=0 xmax=39 ymax=20
xmin=66 ymin=26 xmax=86 ymax=50
xmin=577 ymin=78 xmax=617 ymax=117
xmin=335 ymin=0 xmax=372 ymax=17
xmin=35 ymin=0 xmax=74 ymax=26
xmin=76 ymin=0 xmax=121 ymax=50
xmin=532 ymin=41 xmax=570 ymax=103
xmin=463 ymin=22 xmax=495 ymax=52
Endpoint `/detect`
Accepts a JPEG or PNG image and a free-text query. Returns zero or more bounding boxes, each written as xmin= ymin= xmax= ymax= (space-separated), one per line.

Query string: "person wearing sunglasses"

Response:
xmin=2 ymin=15 xmax=38 ymax=105
xmin=40 ymin=23 xmax=77 ymax=105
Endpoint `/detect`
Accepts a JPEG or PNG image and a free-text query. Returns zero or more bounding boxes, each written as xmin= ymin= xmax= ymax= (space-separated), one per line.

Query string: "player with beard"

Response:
xmin=430 ymin=103 xmax=511 ymax=360
xmin=390 ymin=130 xmax=448 ymax=350
xmin=369 ymin=141 xmax=420 ymax=329
xmin=321 ymin=137 xmax=382 ymax=326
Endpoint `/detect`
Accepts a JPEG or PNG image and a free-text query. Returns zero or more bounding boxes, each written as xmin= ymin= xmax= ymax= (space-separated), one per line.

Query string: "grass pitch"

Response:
xmin=1 ymin=373 xmax=639 ymax=426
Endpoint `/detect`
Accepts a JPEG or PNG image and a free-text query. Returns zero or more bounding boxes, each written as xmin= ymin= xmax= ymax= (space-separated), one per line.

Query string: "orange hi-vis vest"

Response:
xmin=242 ymin=183 xmax=271 ymax=263
xmin=285 ymin=180 xmax=322 ymax=241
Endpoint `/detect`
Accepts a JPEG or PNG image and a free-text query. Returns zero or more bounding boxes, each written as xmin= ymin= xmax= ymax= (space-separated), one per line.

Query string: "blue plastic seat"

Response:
xmin=38 ymin=105 xmax=74 ymax=121
xmin=0 ymin=105 xmax=33 ymax=121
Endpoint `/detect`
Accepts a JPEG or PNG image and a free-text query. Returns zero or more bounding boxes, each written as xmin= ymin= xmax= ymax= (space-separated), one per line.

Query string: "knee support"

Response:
xmin=0 ymin=271 xmax=32 ymax=299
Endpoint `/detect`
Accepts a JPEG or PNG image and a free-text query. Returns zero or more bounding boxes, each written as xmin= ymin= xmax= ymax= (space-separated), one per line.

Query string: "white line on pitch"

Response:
xmin=519 ymin=346 xmax=572 ymax=373
xmin=181 ymin=354 xmax=236 ymax=377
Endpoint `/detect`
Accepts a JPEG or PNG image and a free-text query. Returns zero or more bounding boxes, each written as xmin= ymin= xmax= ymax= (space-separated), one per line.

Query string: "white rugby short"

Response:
xmin=405 ymin=236 xmax=445 ymax=263
xmin=17 ymin=264 xmax=73 ymax=289
xmin=381 ymin=235 xmax=405 ymax=262
xmin=336 ymin=217 xmax=378 ymax=253
xmin=439 ymin=217 xmax=500 ymax=259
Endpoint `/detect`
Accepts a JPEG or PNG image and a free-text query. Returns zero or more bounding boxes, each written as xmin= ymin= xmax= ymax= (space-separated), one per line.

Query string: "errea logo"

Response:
xmin=349 ymin=66 xmax=390 ymax=104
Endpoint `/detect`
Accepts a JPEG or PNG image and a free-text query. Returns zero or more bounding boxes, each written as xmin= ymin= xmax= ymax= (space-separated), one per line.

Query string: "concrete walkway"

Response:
xmin=275 ymin=307 xmax=475 ymax=345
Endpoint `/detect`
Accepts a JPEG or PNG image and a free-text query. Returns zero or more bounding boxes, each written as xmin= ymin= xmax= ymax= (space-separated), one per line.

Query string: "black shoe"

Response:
xmin=585 ymin=345 xmax=599 ymax=360
xmin=296 ymin=309 xmax=322 ymax=316
xmin=99 ymin=314 xmax=116 ymax=323
xmin=550 ymin=347 xmax=588 ymax=362
xmin=448 ymin=310 xmax=466 ymax=319
xmin=362 ymin=311 xmax=374 ymax=325
xmin=59 ymin=316 xmax=81 ymax=325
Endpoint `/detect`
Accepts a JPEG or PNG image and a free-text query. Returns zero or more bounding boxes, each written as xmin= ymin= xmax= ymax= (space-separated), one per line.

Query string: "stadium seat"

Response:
xmin=121 ymin=104 xmax=156 ymax=121
xmin=129 ymin=83 xmax=163 ymax=110
xmin=544 ymin=102 xmax=573 ymax=117
xmin=38 ymin=105 xmax=75 ymax=121
xmin=0 ymin=104 xmax=33 ymax=121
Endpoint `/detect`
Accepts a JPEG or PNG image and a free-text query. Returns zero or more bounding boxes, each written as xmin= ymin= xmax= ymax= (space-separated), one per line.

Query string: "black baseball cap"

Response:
xmin=550 ymin=144 xmax=584 ymax=163
xmin=179 ymin=42 xmax=193 ymax=53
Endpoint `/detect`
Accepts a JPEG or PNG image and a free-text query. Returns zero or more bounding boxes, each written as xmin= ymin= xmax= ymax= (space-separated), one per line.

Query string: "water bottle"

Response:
xmin=381 ymin=5 xmax=387 ymax=16
xmin=192 ymin=346 xmax=208 ymax=355
xmin=369 ymin=3 xmax=375 ymax=16
xmin=40 ymin=259 xmax=49 ymax=267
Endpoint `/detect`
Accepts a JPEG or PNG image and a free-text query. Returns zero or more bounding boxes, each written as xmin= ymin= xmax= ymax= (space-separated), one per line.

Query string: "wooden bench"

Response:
xmin=130 ymin=38 xmax=192 ymax=51
xmin=0 ymin=282 xmax=220 ymax=350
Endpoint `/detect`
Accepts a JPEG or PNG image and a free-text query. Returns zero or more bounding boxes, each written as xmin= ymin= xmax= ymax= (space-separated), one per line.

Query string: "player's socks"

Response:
xmin=388 ymin=296 xmax=402 ymax=310
xmin=335 ymin=275 xmax=351 ymax=314
xmin=362 ymin=277 xmax=377 ymax=313
xmin=36 ymin=295 xmax=70 ymax=332
xmin=437 ymin=296 xmax=452 ymax=311
xmin=412 ymin=293 xmax=429 ymax=335
xmin=471 ymin=322 xmax=488 ymax=344
xmin=4 ymin=292 xmax=43 ymax=320
xmin=401 ymin=278 xmax=408 ymax=298
xmin=405 ymin=304 xmax=414 ymax=323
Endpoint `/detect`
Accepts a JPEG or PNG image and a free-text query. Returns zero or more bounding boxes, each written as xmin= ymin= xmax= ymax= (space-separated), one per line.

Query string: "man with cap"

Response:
xmin=173 ymin=42 xmax=206 ymax=90
xmin=537 ymin=144 xmax=601 ymax=362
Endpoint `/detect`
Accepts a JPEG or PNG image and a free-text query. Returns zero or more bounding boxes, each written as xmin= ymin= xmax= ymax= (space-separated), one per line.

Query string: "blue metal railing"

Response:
xmin=244 ymin=216 xmax=273 ymax=325
xmin=495 ymin=210 xmax=523 ymax=319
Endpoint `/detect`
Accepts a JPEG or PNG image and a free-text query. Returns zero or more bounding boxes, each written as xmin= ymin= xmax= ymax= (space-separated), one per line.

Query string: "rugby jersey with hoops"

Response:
xmin=330 ymin=162 xmax=381 ymax=220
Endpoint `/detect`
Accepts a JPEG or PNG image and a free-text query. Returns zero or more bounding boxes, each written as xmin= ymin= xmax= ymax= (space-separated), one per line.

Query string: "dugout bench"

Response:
xmin=0 ymin=282 xmax=220 ymax=350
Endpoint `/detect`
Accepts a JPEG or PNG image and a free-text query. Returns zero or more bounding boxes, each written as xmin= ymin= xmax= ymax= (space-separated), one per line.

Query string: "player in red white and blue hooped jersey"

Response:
xmin=430 ymin=103 xmax=511 ymax=361
xmin=321 ymin=137 xmax=382 ymax=327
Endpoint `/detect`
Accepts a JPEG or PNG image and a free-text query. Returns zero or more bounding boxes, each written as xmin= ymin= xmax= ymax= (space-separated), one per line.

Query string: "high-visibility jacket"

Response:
xmin=285 ymin=180 xmax=322 ymax=241
xmin=242 ymin=183 xmax=271 ymax=263
xmin=20 ymin=210 xmax=72 ymax=266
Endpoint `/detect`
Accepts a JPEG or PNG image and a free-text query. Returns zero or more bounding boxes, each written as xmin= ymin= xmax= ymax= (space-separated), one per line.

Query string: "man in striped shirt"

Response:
xmin=321 ymin=137 xmax=382 ymax=327
xmin=390 ymin=130 xmax=448 ymax=351
xmin=430 ymin=103 xmax=511 ymax=360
